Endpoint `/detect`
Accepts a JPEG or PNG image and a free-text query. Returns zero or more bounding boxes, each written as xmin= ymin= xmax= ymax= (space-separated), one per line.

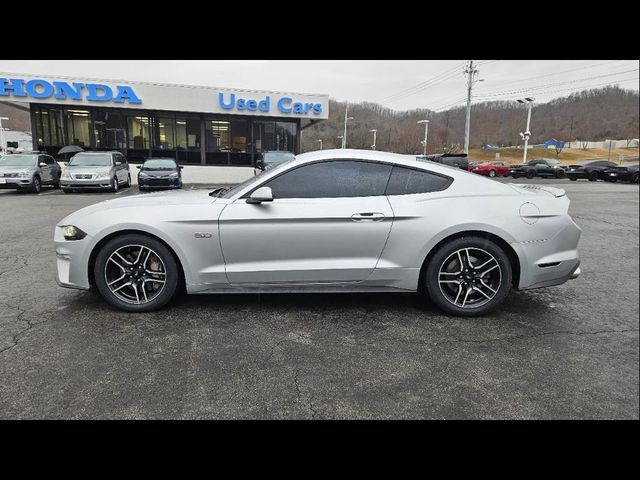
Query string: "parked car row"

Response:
xmin=0 ymin=151 xmax=184 ymax=194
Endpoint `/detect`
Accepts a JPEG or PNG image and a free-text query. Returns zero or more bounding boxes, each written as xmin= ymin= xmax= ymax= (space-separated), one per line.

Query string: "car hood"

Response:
xmin=0 ymin=165 xmax=35 ymax=173
xmin=59 ymin=189 xmax=217 ymax=225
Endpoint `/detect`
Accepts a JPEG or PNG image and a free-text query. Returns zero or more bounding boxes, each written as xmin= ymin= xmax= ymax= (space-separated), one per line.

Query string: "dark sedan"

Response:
xmin=137 ymin=158 xmax=183 ymax=191
xmin=601 ymin=163 xmax=639 ymax=183
xmin=510 ymin=159 xmax=566 ymax=179
xmin=566 ymin=160 xmax=618 ymax=181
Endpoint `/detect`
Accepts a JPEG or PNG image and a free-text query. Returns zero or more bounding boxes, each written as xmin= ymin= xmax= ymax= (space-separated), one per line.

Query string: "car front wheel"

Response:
xmin=526 ymin=171 xmax=535 ymax=179
xmin=94 ymin=233 xmax=179 ymax=312
xmin=111 ymin=176 xmax=119 ymax=192
xmin=488 ymin=170 xmax=496 ymax=177
xmin=588 ymin=171 xmax=598 ymax=182
xmin=424 ymin=236 xmax=512 ymax=316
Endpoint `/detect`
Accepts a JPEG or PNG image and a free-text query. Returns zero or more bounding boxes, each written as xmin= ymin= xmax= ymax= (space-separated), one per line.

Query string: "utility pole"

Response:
xmin=370 ymin=129 xmax=377 ymax=150
xmin=418 ymin=120 xmax=429 ymax=156
xmin=568 ymin=117 xmax=574 ymax=148
xmin=342 ymin=104 xmax=354 ymax=148
xmin=517 ymin=97 xmax=535 ymax=164
xmin=463 ymin=61 xmax=479 ymax=154
xmin=0 ymin=117 xmax=8 ymax=155
xmin=607 ymin=139 xmax=613 ymax=162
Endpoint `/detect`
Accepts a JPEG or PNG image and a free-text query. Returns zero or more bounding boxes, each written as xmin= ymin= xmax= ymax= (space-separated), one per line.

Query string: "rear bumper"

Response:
xmin=515 ymin=217 xmax=582 ymax=290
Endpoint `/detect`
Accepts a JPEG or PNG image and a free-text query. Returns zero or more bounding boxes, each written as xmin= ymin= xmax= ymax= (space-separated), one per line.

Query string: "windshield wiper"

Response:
xmin=209 ymin=187 xmax=230 ymax=197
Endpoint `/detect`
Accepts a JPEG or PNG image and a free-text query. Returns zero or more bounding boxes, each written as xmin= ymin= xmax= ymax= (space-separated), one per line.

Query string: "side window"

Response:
xmin=45 ymin=156 xmax=55 ymax=165
xmin=385 ymin=166 xmax=451 ymax=195
xmin=262 ymin=160 xmax=392 ymax=199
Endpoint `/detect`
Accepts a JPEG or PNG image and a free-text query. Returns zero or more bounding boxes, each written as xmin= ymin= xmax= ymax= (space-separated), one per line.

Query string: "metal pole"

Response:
xmin=370 ymin=129 xmax=377 ymax=150
xmin=522 ymin=102 xmax=532 ymax=164
xmin=317 ymin=139 xmax=322 ymax=150
xmin=342 ymin=104 xmax=348 ymax=148
xmin=463 ymin=61 xmax=475 ymax=154
xmin=0 ymin=117 xmax=8 ymax=155
xmin=423 ymin=121 xmax=429 ymax=156
xmin=607 ymin=139 xmax=613 ymax=162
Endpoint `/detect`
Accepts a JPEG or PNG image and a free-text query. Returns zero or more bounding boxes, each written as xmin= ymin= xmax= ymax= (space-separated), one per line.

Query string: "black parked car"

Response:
xmin=600 ymin=163 xmax=639 ymax=183
xmin=510 ymin=159 xmax=566 ymax=179
xmin=254 ymin=151 xmax=295 ymax=176
xmin=566 ymin=160 xmax=618 ymax=181
xmin=137 ymin=158 xmax=183 ymax=191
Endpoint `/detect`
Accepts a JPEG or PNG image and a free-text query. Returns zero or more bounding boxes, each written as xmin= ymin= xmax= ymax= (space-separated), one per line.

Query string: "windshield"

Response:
xmin=69 ymin=154 xmax=112 ymax=167
xmin=263 ymin=152 xmax=295 ymax=165
xmin=547 ymin=159 xmax=561 ymax=165
xmin=219 ymin=157 xmax=296 ymax=199
xmin=0 ymin=154 xmax=37 ymax=167
xmin=143 ymin=159 xmax=177 ymax=169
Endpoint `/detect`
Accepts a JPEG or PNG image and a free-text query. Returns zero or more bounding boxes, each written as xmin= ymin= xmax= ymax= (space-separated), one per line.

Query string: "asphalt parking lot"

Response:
xmin=0 ymin=178 xmax=638 ymax=419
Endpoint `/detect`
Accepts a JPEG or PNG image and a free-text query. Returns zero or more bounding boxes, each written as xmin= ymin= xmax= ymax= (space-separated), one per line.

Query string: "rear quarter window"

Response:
xmin=385 ymin=166 xmax=452 ymax=195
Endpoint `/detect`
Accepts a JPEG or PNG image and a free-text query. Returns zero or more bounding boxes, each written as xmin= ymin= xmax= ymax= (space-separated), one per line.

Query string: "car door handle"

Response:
xmin=351 ymin=212 xmax=385 ymax=222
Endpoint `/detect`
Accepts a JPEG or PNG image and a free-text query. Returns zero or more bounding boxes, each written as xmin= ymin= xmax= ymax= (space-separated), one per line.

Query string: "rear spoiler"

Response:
xmin=509 ymin=184 xmax=566 ymax=197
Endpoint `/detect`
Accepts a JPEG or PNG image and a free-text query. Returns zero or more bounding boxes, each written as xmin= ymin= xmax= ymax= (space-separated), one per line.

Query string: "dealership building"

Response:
xmin=0 ymin=72 xmax=329 ymax=166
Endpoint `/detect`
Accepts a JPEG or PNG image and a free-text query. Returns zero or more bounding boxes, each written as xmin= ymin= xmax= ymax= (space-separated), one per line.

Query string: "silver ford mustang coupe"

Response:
xmin=54 ymin=149 xmax=581 ymax=316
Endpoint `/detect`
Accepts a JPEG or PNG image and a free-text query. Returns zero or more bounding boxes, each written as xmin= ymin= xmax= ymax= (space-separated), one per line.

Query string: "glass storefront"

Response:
xmin=30 ymin=104 xmax=300 ymax=165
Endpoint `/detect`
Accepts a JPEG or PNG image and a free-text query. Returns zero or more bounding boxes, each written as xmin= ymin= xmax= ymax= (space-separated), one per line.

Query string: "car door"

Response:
xmin=48 ymin=155 xmax=61 ymax=181
xmin=218 ymin=160 xmax=394 ymax=285
xmin=114 ymin=153 xmax=127 ymax=183
xmin=38 ymin=155 xmax=52 ymax=183
xmin=534 ymin=161 xmax=551 ymax=175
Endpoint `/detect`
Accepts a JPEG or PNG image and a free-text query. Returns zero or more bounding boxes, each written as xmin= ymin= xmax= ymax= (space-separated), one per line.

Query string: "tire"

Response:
xmin=111 ymin=176 xmax=119 ymax=193
xmin=139 ymin=186 xmax=146 ymax=192
xmin=424 ymin=236 xmax=512 ymax=317
xmin=588 ymin=171 xmax=598 ymax=182
xmin=53 ymin=177 xmax=61 ymax=189
xmin=125 ymin=174 xmax=131 ymax=188
xmin=94 ymin=233 xmax=179 ymax=312
xmin=569 ymin=176 xmax=577 ymax=181
xmin=526 ymin=170 xmax=535 ymax=179
xmin=609 ymin=177 xmax=618 ymax=183
xmin=31 ymin=176 xmax=42 ymax=194
xmin=632 ymin=173 xmax=639 ymax=184
xmin=511 ymin=173 xmax=520 ymax=179
xmin=488 ymin=170 xmax=496 ymax=178
xmin=63 ymin=188 xmax=72 ymax=194
xmin=554 ymin=171 xmax=562 ymax=179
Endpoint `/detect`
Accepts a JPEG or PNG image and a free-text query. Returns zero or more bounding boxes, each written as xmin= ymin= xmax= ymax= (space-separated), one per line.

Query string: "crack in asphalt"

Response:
xmin=572 ymin=214 xmax=638 ymax=230
xmin=0 ymin=256 xmax=29 ymax=278
xmin=293 ymin=367 xmax=317 ymax=419
xmin=0 ymin=300 xmax=52 ymax=354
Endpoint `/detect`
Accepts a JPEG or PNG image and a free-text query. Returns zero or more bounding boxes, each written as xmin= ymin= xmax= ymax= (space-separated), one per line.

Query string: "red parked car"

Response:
xmin=469 ymin=161 xmax=512 ymax=177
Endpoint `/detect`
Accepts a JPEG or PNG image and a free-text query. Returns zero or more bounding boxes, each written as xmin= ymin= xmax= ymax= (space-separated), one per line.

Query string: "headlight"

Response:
xmin=168 ymin=172 xmax=179 ymax=177
xmin=95 ymin=170 xmax=111 ymax=179
xmin=139 ymin=172 xmax=149 ymax=178
xmin=61 ymin=225 xmax=87 ymax=241
xmin=61 ymin=170 xmax=71 ymax=179
xmin=17 ymin=171 xmax=30 ymax=178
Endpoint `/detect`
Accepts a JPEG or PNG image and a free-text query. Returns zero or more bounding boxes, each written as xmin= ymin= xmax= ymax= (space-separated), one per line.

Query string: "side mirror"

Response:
xmin=136 ymin=165 xmax=141 ymax=169
xmin=39 ymin=162 xmax=47 ymax=167
xmin=246 ymin=186 xmax=274 ymax=204
xmin=179 ymin=165 xmax=184 ymax=169
xmin=256 ymin=160 xmax=265 ymax=170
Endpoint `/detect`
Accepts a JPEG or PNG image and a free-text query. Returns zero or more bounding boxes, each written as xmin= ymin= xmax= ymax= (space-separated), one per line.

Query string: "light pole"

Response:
xmin=317 ymin=139 xmax=323 ymax=150
xmin=0 ymin=117 xmax=8 ymax=155
xmin=342 ymin=104 xmax=354 ymax=148
xmin=418 ymin=120 xmax=429 ymax=156
xmin=517 ymin=97 xmax=535 ymax=164
xmin=370 ymin=129 xmax=377 ymax=150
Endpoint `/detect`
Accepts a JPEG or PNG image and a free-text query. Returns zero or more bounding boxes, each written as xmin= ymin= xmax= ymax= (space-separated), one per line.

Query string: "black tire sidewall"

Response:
xmin=94 ymin=233 xmax=179 ymax=312
xmin=425 ymin=236 xmax=512 ymax=316
xmin=32 ymin=176 xmax=41 ymax=193
xmin=112 ymin=177 xmax=118 ymax=192
xmin=526 ymin=171 xmax=535 ymax=179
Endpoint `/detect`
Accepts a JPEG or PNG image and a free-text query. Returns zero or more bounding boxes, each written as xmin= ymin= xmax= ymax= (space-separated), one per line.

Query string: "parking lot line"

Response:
xmin=115 ymin=187 xmax=131 ymax=195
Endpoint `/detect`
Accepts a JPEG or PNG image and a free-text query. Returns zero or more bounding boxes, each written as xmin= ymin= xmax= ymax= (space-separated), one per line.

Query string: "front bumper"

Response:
xmin=61 ymin=178 xmax=112 ymax=190
xmin=138 ymin=177 xmax=182 ymax=189
xmin=54 ymin=226 xmax=92 ymax=290
xmin=0 ymin=178 xmax=33 ymax=189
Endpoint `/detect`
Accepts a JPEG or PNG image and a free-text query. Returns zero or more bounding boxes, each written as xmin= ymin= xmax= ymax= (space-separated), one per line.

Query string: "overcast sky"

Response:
xmin=1 ymin=60 xmax=638 ymax=111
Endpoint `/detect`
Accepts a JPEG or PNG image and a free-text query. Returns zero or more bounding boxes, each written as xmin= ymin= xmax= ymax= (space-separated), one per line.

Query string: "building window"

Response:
xmin=65 ymin=108 xmax=91 ymax=147
xmin=127 ymin=115 xmax=150 ymax=150
xmin=253 ymin=120 xmax=275 ymax=154
xmin=230 ymin=119 xmax=251 ymax=165
xmin=276 ymin=121 xmax=297 ymax=153
xmin=93 ymin=110 xmax=126 ymax=150
xmin=175 ymin=115 xmax=201 ymax=164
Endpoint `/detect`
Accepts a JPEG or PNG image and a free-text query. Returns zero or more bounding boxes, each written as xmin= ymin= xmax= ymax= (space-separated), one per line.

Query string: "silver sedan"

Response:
xmin=54 ymin=149 xmax=581 ymax=316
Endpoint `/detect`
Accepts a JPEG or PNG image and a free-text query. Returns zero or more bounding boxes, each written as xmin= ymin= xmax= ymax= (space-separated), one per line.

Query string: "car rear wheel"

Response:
xmin=125 ymin=174 xmax=131 ymax=188
xmin=632 ymin=173 xmax=639 ymax=184
xmin=31 ymin=176 xmax=42 ymax=194
xmin=94 ymin=234 xmax=179 ymax=312
xmin=569 ymin=176 xmax=577 ymax=181
xmin=424 ymin=236 xmax=512 ymax=316
xmin=488 ymin=170 xmax=496 ymax=177
xmin=588 ymin=171 xmax=598 ymax=182
xmin=526 ymin=170 xmax=535 ymax=179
